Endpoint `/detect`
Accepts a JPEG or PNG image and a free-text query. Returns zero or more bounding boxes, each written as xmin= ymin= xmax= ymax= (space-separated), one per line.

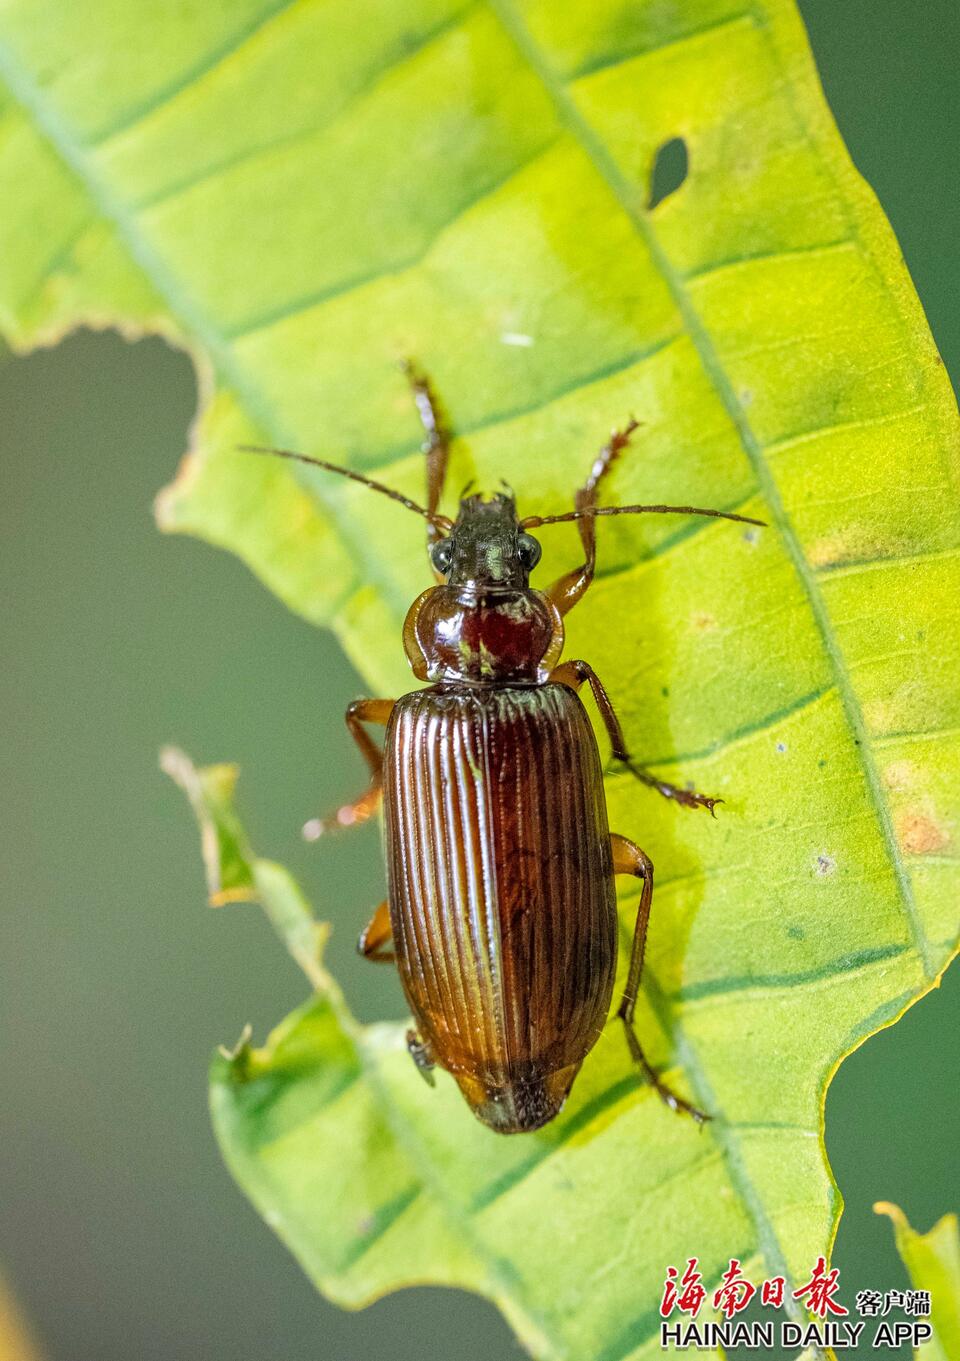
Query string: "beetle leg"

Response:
xmin=544 ymin=419 xmax=639 ymax=617
xmin=303 ymin=698 xmax=395 ymax=841
xmin=406 ymin=1028 xmax=437 ymax=1087
xmin=551 ymin=659 xmax=721 ymax=814
xmin=611 ymin=832 xmax=710 ymax=1124
xmin=616 ymin=761 xmax=722 ymax=815
xmin=357 ymin=899 xmax=395 ymax=964
xmin=403 ymin=360 xmax=451 ymax=566
xmin=550 ymin=659 xmax=630 ymax=752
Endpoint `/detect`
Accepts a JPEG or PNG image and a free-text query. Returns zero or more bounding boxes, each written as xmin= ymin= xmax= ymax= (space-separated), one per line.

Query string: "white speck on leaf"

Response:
xmin=501 ymin=331 xmax=534 ymax=347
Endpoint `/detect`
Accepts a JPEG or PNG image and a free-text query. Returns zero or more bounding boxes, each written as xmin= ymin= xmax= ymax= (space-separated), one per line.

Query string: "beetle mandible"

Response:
xmin=245 ymin=366 xmax=763 ymax=1134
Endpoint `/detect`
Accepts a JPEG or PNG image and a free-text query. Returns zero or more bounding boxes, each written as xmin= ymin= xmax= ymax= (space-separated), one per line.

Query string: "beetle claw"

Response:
xmin=616 ymin=757 xmax=723 ymax=815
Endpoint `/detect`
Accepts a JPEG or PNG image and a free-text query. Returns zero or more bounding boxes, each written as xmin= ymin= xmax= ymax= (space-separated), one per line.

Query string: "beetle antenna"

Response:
xmin=239 ymin=445 xmax=453 ymax=529
xmin=520 ymin=503 xmax=766 ymax=529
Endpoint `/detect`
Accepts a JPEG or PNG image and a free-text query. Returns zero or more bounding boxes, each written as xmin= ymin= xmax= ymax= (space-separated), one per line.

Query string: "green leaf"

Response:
xmin=4 ymin=0 xmax=959 ymax=1357
xmin=876 ymin=1204 xmax=960 ymax=1361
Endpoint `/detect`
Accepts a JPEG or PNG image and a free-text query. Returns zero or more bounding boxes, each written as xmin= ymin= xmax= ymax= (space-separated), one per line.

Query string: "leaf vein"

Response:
xmin=873 ymin=724 xmax=960 ymax=747
xmin=134 ymin=1 xmax=478 ymax=213
xmin=591 ymin=486 xmax=762 ymax=582
xmin=225 ymin=131 xmax=561 ymax=342
xmin=604 ymin=685 xmax=831 ymax=770
xmin=764 ymin=403 xmax=929 ymax=455
xmin=569 ymin=9 xmax=757 ymax=85
xmin=674 ymin=942 xmax=912 ymax=1006
xmin=815 ymin=543 xmax=960 ymax=579
xmin=469 ymin=1078 xmax=720 ymax=1215
xmin=87 ymin=0 xmax=305 ymax=148
xmin=684 ymin=236 xmax=857 ymax=285
xmin=339 ymin=1183 xmax=422 ymax=1270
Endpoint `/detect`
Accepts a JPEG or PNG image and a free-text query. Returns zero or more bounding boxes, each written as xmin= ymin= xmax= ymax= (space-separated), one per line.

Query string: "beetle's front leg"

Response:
xmin=612 ymin=832 xmax=709 ymax=1124
xmin=303 ymin=698 xmax=395 ymax=840
xmin=403 ymin=360 xmax=452 ymax=570
xmin=544 ymin=420 xmax=638 ymax=617
xmin=550 ymin=659 xmax=721 ymax=814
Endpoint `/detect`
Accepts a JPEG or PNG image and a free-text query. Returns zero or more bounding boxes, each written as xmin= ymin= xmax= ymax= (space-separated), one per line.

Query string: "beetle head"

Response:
xmin=429 ymin=492 xmax=542 ymax=588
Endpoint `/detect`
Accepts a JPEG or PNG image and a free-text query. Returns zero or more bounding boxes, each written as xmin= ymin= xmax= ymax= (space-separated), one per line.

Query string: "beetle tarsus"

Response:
xmin=406 ymin=1029 xmax=437 ymax=1087
xmin=617 ymin=757 xmax=723 ymax=816
xmin=550 ymin=660 xmax=721 ymax=815
xmin=303 ymin=786 xmax=381 ymax=840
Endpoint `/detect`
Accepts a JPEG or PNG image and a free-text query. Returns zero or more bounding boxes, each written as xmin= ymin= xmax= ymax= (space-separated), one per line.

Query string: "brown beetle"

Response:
xmin=245 ymin=368 xmax=762 ymax=1134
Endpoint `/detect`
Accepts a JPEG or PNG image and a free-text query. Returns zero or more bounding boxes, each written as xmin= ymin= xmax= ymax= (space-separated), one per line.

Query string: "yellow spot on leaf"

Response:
xmin=808 ymin=526 xmax=909 ymax=569
xmin=895 ymin=807 xmax=950 ymax=855
xmin=883 ymin=760 xmax=919 ymax=792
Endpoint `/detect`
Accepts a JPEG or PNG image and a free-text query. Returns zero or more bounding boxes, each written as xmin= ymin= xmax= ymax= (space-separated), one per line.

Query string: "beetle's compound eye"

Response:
xmin=517 ymin=533 xmax=542 ymax=570
xmin=430 ymin=538 xmax=454 ymax=574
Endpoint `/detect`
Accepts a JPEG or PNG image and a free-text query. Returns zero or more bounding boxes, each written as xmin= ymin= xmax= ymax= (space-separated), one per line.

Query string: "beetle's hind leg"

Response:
xmin=612 ymin=833 xmax=710 ymax=1124
xmin=551 ymin=659 xmax=721 ymax=813
xmin=405 ymin=1029 xmax=437 ymax=1087
xmin=303 ymin=697 xmax=394 ymax=841
xmin=403 ymin=360 xmax=451 ymax=568
xmin=357 ymin=899 xmax=395 ymax=963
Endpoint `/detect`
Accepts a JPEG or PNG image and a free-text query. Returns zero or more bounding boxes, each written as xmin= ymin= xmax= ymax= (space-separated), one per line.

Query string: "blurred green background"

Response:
xmin=1 ymin=2 xmax=957 ymax=1358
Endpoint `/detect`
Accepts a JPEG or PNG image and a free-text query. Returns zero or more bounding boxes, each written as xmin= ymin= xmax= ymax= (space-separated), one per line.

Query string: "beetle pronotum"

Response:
xmin=244 ymin=366 xmax=763 ymax=1133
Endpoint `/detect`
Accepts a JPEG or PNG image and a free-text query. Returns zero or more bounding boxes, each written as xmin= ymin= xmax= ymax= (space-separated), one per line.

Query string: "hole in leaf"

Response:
xmin=647 ymin=136 xmax=688 ymax=209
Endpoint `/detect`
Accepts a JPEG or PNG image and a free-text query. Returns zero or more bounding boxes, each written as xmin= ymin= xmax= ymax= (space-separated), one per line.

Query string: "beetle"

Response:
xmin=244 ymin=366 xmax=763 ymax=1134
